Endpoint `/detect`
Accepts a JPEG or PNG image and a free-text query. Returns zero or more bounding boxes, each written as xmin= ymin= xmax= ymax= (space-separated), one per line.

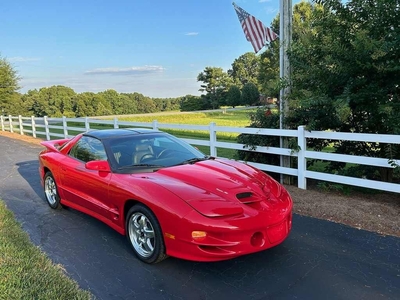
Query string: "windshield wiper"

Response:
xmin=178 ymin=156 xmax=213 ymax=165
xmin=117 ymin=164 xmax=164 ymax=170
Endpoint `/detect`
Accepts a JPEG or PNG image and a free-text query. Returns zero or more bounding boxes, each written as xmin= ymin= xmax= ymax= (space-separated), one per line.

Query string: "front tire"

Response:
xmin=44 ymin=171 xmax=62 ymax=209
xmin=126 ymin=204 xmax=167 ymax=264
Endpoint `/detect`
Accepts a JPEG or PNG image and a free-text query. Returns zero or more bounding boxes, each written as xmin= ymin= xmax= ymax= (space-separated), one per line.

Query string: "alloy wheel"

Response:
xmin=128 ymin=212 xmax=156 ymax=258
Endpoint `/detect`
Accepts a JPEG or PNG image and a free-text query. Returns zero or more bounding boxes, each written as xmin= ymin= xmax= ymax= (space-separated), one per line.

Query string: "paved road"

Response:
xmin=0 ymin=135 xmax=399 ymax=300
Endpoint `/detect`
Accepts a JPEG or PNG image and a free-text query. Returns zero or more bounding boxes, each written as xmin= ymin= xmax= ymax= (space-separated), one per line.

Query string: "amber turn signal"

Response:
xmin=192 ymin=231 xmax=207 ymax=239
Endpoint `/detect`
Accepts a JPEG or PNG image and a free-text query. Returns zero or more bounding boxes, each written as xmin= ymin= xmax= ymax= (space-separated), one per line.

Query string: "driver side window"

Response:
xmin=69 ymin=136 xmax=107 ymax=163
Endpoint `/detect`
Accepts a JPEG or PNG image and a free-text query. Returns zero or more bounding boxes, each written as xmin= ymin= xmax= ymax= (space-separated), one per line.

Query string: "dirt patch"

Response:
xmin=1 ymin=130 xmax=399 ymax=237
xmin=286 ymin=185 xmax=399 ymax=237
xmin=0 ymin=131 xmax=43 ymax=144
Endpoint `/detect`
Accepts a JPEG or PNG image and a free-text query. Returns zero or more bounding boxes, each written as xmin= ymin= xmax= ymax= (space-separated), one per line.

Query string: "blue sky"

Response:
xmin=1 ymin=0 xmax=302 ymax=98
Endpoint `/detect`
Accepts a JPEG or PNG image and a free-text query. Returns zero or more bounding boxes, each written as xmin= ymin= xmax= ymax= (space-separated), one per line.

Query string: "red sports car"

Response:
xmin=39 ymin=129 xmax=293 ymax=263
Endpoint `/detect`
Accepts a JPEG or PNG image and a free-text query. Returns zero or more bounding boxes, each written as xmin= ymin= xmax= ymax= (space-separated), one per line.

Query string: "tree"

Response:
xmin=226 ymin=85 xmax=241 ymax=108
xmin=258 ymin=1 xmax=316 ymax=98
xmin=92 ymin=93 xmax=112 ymax=116
xmin=228 ymin=52 xmax=260 ymax=89
xmin=258 ymin=41 xmax=280 ymax=98
xmin=287 ymin=0 xmax=400 ymax=181
xmin=73 ymin=92 xmax=96 ymax=117
xmin=236 ymin=108 xmax=281 ymax=181
xmin=99 ymin=89 xmax=124 ymax=115
xmin=0 ymin=56 xmax=20 ymax=115
xmin=241 ymin=83 xmax=260 ymax=106
xmin=117 ymin=94 xmax=135 ymax=114
xmin=26 ymin=85 xmax=76 ymax=117
xmin=130 ymin=92 xmax=157 ymax=113
xmin=153 ymin=97 xmax=181 ymax=112
xmin=197 ymin=67 xmax=233 ymax=109
xmin=180 ymin=95 xmax=203 ymax=111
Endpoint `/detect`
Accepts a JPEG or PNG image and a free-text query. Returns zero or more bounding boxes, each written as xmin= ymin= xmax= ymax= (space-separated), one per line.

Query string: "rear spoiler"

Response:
xmin=40 ymin=139 xmax=71 ymax=152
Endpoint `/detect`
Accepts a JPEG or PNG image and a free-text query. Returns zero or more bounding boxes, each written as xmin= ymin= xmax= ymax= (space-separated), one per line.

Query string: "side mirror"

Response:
xmin=85 ymin=160 xmax=111 ymax=172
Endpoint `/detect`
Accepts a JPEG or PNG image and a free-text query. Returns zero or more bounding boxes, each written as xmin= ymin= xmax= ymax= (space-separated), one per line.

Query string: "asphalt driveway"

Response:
xmin=0 ymin=135 xmax=399 ymax=300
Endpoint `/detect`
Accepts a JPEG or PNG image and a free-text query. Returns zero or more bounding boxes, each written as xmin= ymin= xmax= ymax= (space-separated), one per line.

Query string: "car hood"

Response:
xmin=143 ymin=158 xmax=289 ymax=218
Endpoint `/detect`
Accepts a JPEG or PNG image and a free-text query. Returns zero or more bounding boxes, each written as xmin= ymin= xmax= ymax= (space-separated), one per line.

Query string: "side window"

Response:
xmin=69 ymin=136 xmax=107 ymax=163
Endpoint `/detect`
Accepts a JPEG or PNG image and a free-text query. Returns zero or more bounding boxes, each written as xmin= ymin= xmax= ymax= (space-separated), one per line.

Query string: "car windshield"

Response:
xmin=105 ymin=132 xmax=209 ymax=173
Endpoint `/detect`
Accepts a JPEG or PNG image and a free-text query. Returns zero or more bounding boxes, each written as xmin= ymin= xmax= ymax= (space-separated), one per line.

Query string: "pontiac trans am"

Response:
xmin=39 ymin=128 xmax=293 ymax=263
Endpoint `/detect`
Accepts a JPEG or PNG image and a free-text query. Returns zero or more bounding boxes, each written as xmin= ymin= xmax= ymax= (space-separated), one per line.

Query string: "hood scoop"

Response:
xmin=236 ymin=192 xmax=262 ymax=204
xmin=236 ymin=192 xmax=252 ymax=200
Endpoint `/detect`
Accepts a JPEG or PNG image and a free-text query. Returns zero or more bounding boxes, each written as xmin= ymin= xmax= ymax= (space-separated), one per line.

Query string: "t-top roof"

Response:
xmin=83 ymin=128 xmax=160 ymax=139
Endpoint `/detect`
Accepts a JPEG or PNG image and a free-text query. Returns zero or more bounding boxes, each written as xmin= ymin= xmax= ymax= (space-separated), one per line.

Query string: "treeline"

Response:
xmin=3 ymin=82 xmax=259 ymax=118
xmin=1 ymin=78 xmax=261 ymax=118
xmin=3 ymin=85 xmax=199 ymax=117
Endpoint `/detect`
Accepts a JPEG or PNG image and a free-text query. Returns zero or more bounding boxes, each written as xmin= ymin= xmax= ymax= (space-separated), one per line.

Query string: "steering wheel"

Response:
xmin=140 ymin=154 xmax=155 ymax=163
xmin=157 ymin=149 xmax=175 ymax=159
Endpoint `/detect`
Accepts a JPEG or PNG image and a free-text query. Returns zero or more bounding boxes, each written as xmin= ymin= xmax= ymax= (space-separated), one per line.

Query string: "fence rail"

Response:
xmin=1 ymin=114 xmax=399 ymax=194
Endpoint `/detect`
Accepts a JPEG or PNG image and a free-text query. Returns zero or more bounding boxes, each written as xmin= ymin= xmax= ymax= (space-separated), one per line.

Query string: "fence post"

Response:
xmin=18 ymin=115 xmax=24 ymax=135
xmin=152 ymin=120 xmax=158 ymax=130
xmin=85 ymin=117 xmax=90 ymax=132
xmin=9 ymin=115 xmax=13 ymax=133
xmin=44 ymin=116 xmax=50 ymax=140
xmin=113 ymin=117 xmax=119 ymax=129
xmin=62 ymin=116 xmax=68 ymax=138
xmin=0 ymin=115 xmax=4 ymax=131
xmin=31 ymin=116 xmax=36 ymax=138
xmin=297 ymin=125 xmax=307 ymax=189
xmin=209 ymin=122 xmax=217 ymax=157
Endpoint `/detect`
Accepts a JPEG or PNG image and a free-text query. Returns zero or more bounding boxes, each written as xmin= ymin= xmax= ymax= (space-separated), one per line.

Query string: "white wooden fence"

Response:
xmin=1 ymin=114 xmax=399 ymax=194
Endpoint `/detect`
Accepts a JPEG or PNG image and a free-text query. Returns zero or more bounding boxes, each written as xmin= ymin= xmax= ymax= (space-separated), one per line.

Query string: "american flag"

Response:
xmin=233 ymin=2 xmax=278 ymax=53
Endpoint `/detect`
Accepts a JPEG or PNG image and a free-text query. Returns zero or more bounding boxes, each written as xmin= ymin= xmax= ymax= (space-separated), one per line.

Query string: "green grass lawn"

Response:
xmin=117 ymin=109 xmax=255 ymax=127
xmin=0 ymin=200 xmax=92 ymax=300
xmin=118 ymin=110 xmax=255 ymax=141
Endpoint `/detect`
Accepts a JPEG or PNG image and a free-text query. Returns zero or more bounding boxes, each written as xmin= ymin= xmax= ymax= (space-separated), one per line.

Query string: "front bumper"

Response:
xmin=164 ymin=202 xmax=293 ymax=262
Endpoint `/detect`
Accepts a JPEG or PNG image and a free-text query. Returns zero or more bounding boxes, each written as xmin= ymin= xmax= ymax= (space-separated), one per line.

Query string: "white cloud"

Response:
xmin=259 ymin=0 xmax=271 ymax=3
xmin=84 ymin=65 xmax=165 ymax=75
xmin=184 ymin=32 xmax=199 ymax=36
xmin=8 ymin=57 xmax=41 ymax=62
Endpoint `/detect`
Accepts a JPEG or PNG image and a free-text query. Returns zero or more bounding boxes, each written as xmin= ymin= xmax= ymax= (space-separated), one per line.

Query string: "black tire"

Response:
xmin=125 ymin=204 xmax=167 ymax=264
xmin=43 ymin=171 xmax=62 ymax=210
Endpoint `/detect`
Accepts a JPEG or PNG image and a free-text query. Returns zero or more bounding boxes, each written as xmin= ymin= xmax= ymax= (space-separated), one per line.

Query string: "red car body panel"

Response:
xmin=39 ymin=133 xmax=293 ymax=262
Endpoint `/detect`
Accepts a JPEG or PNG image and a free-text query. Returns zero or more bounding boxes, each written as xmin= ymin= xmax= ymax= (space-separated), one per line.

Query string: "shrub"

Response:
xmin=237 ymin=107 xmax=280 ymax=168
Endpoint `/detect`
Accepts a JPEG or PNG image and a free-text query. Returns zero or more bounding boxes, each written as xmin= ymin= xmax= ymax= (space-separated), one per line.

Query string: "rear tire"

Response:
xmin=126 ymin=204 xmax=167 ymax=264
xmin=43 ymin=172 xmax=62 ymax=210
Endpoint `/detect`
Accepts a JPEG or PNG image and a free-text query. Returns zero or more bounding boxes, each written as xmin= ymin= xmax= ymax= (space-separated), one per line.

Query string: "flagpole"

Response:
xmin=232 ymin=1 xmax=290 ymax=182
xmin=279 ymin=0 xmax=284 ymax=131
xmin=279 ymin=0 xmax=292 ymax=184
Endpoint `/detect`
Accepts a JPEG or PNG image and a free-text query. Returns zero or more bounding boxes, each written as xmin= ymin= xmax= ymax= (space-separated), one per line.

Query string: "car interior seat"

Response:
xmin=133 ymin=143 xmax=154 ymax=164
